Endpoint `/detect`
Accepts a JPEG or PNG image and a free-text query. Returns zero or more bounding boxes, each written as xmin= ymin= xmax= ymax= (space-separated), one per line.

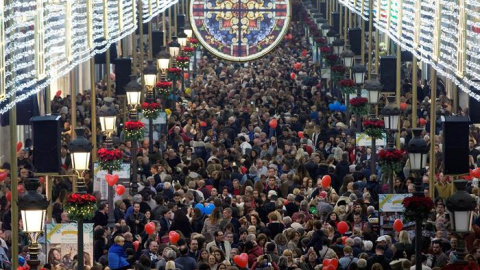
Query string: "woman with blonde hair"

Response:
xmin=165 ymin=260 xmax=176 ymax=270
xmin=394 ymin=231 xmax=414 ymax=259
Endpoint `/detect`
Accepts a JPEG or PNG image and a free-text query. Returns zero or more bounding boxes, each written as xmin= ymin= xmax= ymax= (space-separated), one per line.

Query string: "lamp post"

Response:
xmin=382 ymin=96 xmax=400 ymax=193
xmin=326 ymin=29 xmax=336 ymax=45
xmin=169 ymin=37 xmax=180 ymax=109
xmin=157 ymin=46 xmax=171 ymax=109
xmin=125 ymin=76 xmax=142 ymax=194
xmin=69 ymin=128 xmax=92 ymax=270
xmin=407 ymin=128 xmax=429 ymax=270
xmin=351 ymin=62 xmax=366 ymax=131
xmin=365 ymin=75 xmax=382 ymax=173
xmin=321 ymin=23 xmax=331 ymax=37
xmin=99 ymin=113 xmax=117 ymax=228
xmin=143 ymin=61 xmax=157 ymax=160
xmin=332 ymin=35 xmax=344 ymax=55
xmin=178 ymin=28 xmax=188 ymax=94
xmin=18 ymin=179 xmax=49 ymax=270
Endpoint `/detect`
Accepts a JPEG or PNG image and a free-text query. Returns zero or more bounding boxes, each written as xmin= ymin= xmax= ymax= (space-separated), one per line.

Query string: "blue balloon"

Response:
xmin=334 ymin=101 xmax=341 ymax=106
xmin=340 ymin=105 xmax=347 ymax=112
xmin=204 ymin=203 xmax=215 ymax=215
xmin=18 ymin=256 xmax=25 ymax=266
xmin=194 ymin=203 xmax=205 ymax=213
xmin=333 ymin=103 xmax=341 ymax=110
xmin=328 ymin=104 xmax=334 ymax=110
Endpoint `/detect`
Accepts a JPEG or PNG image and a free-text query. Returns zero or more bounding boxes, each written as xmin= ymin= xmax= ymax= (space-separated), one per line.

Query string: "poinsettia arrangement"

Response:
xmin=402 ymin=196 xmax=434 ymax=222
xmin=349 ymin=97 xmax=369 ymax=116
xmin=316 ymin=38 xmax=326 ymax=46
xmin=124 ymin=121 xmax=145 ymax=141
xmin=363 ymin=119 xmax=385 ymax=139
xmin=167 ymin=67 xmax=182 ymax=80
xmin=378 ymin=149 xmax=404 ymax=174
xmin=176 ymin=56 xmax=190 ymax=69
xmin=331 ymin=65 xmax=347 ymax=83
xmin=98 ymin=148 xmax=123 ymax=171
xmin=339 ymin=79 xmax=356 ymax=95
xmin=320 ymin=46 xmax=331 ymax=54
xmin=183 ymin=46 xmax=195 ymax=56
xmin=141 ymin=102 xmax=161 ymax=119
xmin=325 ymin=54 xmax=339 ymax=67
xmin=64 ymin=193 xmax=97 ymax=220
xmin=156 ymin=81 xmax=172 ymax=96
xmin=189 ymin=38 xmax=199 ymax=48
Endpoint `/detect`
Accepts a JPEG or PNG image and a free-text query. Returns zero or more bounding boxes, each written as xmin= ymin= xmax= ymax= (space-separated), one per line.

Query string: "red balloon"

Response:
xmin=293 ymin=62 xmax=302 ymax=70
xmin=115 ymin=184 xmax=126 ymax=195
xmin=473 ymin=26 xmax=480 ymax=34
xmin=330 ymin=258 xmax=339 ymax=268
xmin=419 ymin=118 xmax=427 ymax=126
xmin=0 ymin=171 xmax=8 ymax=181
xmin=290 ymin=72 xmax=296 ymax=80
xmin=133 ymin=240 xmax=140 ymax=251
xmin=342 ymin=236 xmax=348 ymax=245
xmin=322 ymin=259 xmax=331 ymax=266
xmin=337 ymin=221 xmax=349 ymax=234
xmin=269 ymin=118 xmax=278 ymax=129
xmin=145 ymin=222 xmax=155 ymax=235
xmin=298 ymin=131 xmax=304 ymax=138
xmin=400 ymin=102 xmax=407 ymax=111
xmin=105 ymin=174 xmax=119 ymax=186
xmin=323 ymin=266 xmax=335 ymax=270
xmin=55 ymin=90 xmax=62 ymax=97
xmin=169 ymin=231 xmax=180 ymax=244
xmin=183 ymin=72 xmax=189 ymax=79
xmin=17 ymin=185 xmax=24 ymax=193
xmin=322 ymin=175 xmax=331 ymax=188
xmin=471 ymin=168 xmax=480 ymax=178
xmin=301 ymin=49 xmax=308 ymax=57
xmin=393 ymin=219 xmax=403 ymax=232
xmin=200 ymin=121 xmax=207 ymax=127
xmin=5 ymin=191 xmax=11 ymax=202
xmin=233 ymin=253 xmax=248 ymax=268
xmin=39 ymin=176 xmax=45 ymax=185
xmin=16 ymin=142 xmax=23 ymax=152
xmin=463 ymin=175 xmax=473 ymax=181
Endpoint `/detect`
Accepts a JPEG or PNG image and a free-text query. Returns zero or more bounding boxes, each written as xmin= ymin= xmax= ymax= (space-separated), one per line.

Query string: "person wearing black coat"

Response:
xmin=335 ymin=153 xmax=350 ymax=184
xmin=306 ymin=221 xmax=324 ymax=255
xmin=367 ymin=245 xmax=392 ymax=270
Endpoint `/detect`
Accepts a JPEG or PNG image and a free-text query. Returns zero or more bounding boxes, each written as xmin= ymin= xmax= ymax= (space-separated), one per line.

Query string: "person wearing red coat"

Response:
xmin=245 ymin=240 xmax=264 ymax=268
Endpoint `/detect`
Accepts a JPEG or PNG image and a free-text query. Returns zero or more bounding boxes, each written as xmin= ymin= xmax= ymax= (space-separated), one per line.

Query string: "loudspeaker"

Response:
xmin=31 ymin=115 xmax=62 ymax=173
xmin=94 ymin=43 xmax=118 ymax=64
xmin=443 ymin=116 xmax=470 ymax=175
xmin=114 ymin=58 xmax=132 ymax=96
xmin=331 ymin=12 xmax=340 ymax=34
xmin=470 ymin=84 xmax=480 ymax=123
xmin=401 ymin=50 xmax=413 ymax=62
xmin=348 ymin=28 xmax=362 ymax=56
xmin=320 ymin=2 xmax=326 ymax=19
xmin=1 ymin=94 xmax=40 ymax=126
xmin=152 ymin=31 xmax=165 ymax=56
xmin=379 ymin=56 xmax=397 ymax=92
xmin=177 ymin=14 xmax=186 ymax=30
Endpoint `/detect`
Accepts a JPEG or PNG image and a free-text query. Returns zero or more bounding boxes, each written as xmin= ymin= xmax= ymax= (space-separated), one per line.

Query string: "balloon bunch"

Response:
xmin=328 ymin=101 xmax=346 ymax=112
xmin=195 ymin=203 xmax=215 ymax=215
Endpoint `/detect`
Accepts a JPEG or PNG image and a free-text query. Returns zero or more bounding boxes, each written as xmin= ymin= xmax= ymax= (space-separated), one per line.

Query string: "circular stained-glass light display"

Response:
xmin=190 ymin=0 xmax=291 ymax=62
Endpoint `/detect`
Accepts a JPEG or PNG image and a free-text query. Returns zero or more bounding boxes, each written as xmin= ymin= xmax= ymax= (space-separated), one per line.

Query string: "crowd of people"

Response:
xmin=0 ymin=1 xmax=480 ymax=270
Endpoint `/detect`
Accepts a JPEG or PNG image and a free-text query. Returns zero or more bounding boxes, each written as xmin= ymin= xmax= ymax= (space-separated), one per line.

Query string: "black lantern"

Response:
xmin=143 ymin=60 xmax=158 ymax=89
xmin=321 ymin=23 xmax=331 ymax=36
xmin=446 ymin=180 xmax=477 ymax=232
xmin=326 ymin=29 xmax=336 ymax=44
xmin=332 ymin=36 xmax=345 ymax=55
xmin=364 ymin=74 xmax=383 ymax=104
xmin=351 ymin=62 xmax=367 ymax=85
xmin=168 ymin=37 xmax=181 ymax=57
xmin=156 ymin=46 xmax=171 ymax=71
xmin=341 ymin=46 xmax=355 ymax=68
xmin=125 ymin=75 xmax=142 ymax=107
xmin=407 ymin=128 xmax=428 ymax=171
xmin=70 ymin=128 xmax=92 ymax=179
xmin=177 ymin=27 xmax=188 ymax=48
xmin=382 ymin=96 xmax=400 ymax=130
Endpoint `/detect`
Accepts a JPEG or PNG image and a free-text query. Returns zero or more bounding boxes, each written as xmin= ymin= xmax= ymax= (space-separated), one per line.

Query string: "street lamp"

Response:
xmin=178 ymin=27 xmax=188 ymax=48
xmin=341 ymin=45 xmax=355 ymax=69
xmin=332 ymin=35 xmax=345 ymax=55
xmin=446 ymin=180 xmax=476 ymax=233
xmin=169 ymin=37 xmax=181 ymax=58
xmin=18 ymin=178 xmax=49 ymax=270
xmin=351 ymin=62 xmax=367 ymax=131
xmin=321 ymin=23 xmax=331 ymax=36
xmin=99 ymin=112 xmax=117 ymax=228
xmin=364 ymin=75 xmax=383 ymax=173
xmin=184 ymin=23 xmax=193 ymax=39
xmin=382 ymin=96 xmax=400 ymax=193
xmin=143 ymin=61 xmax=158 ymax=161
xmin=125 ymin=76 xmax=142 ymax=194
xmin=326 ymin=29 xmax=336 ymax=44
xmin=70 ymin=128 xmax=92 ymax=191
xmin=156 ymin=46 xmax=171 ymax=75
xmin=407 ymin=128 xmax=429 ymax=270
xmin=317 ymin=17 xmax=328 ymax=30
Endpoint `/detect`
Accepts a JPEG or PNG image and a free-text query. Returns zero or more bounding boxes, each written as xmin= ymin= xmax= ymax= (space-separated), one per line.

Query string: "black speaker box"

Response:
xmin=152 ymin=31 xmax=165 ymax=56
xmin=94 ymin=43 xmax=118 ymax=64
xmin=401 ymin=50 xmax=413 ymax=62
xmin=31 ymin=115 xmax=62 ymax=174
xmin=348 ymin=28 xmax=362 ymax=56
xmin=331 ymin=12 xmax=340 ymax=34
xmin=443 ymin=116 xmax=470 ymax=175
xmin=177 ymin=14 xmax=186 ymax=30
xmin=470 ymin=84 xmax=480 ymax=123
xmin=114 ymin=58 xmax=132 ymax=96
xmin=1 ymin=95 xmax=40 ymax=126
xmin=379 ymin=56 xmax=397 ymax=92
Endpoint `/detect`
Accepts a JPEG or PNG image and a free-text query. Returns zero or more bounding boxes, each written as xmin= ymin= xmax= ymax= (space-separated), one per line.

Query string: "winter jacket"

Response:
xmin=248 ymin=245 xmax=264 ymax=267
xmin=108 ymin=244 xmax=129 ymax=270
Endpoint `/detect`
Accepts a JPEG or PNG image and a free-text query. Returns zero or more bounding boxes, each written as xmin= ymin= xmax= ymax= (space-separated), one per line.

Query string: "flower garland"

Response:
xmin=124 ymin=121 xmax=145 ymax=141
xmin=402 ymin=196 xmax=434 ymax=222
xmin=98 ymin=148 xmax=123 ymax=171
xmin=156 ymin=81 xmax=172 ymax=96
xmin=378 ymin=149 xmax=404 ymax=174
xmin=175 ymin=56 xmax=190 ymax=69
xmin=64 ymin=193 xmax=97 ymax=220
xmin=325 ymin=54 xmax=339 ymax=67
xmin=141 ymin=102 xmax=161 ymax=119
xmin=348 ymin=97 xmax=369 ymax=116
xmin=167 ymin=67 xmax=182 ymax=80
xmin=182 ymin=46 xmax=195 ymax=56
xmin=331 ymin=65 xmax=347 ymax=83
xmin=339 ymin=79 xmax=356 ymax=95
xmin=363 ymin=119 xmax=385 ymax=139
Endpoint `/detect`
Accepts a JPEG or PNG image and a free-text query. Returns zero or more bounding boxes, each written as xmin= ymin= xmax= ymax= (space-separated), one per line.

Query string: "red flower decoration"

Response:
xmin=362 ymin=119 xmax=385 ymax=129
xmin=141 ymin=102 xmax=160 ymax=110
xmin=331 ymin=65 xmax=347 ymax=73
xmin=349 ymin=97 xmax=368 ymax=107
xmin=97 ymin=148 xmax=123 ymax=162
xmin=167 ymin=67 xmax=182 ymax=75
xmin=183 ymin=47 xmax=195 ymax=53
xmin=320 ymin=46 xmax=331 ymax=54
xmin=124 ymin=121 xmax=145 ymax=130
xmin=316 ymin=38 xmax=326 ymax=45
xmin=156 ymin=81 xmax=172 ymax=89
xmin=378 ymin=149 xmax=404 ymax=162
xmin=67 ymin=193 xmax=97 ymax=205
xmin=188 ymin=38 xmax=198 ymax=44
xmin=176 ymin=56 xmax=190 ymax=63
xmin=339 ymin=79 xmax=355 ymax=88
